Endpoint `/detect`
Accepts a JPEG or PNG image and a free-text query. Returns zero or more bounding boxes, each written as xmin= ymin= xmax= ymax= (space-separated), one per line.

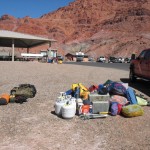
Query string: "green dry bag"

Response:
xmin=122 ymin=104 xmax=144 ymax=117
xmin=136 ymin=96 xmax=148 ymax=106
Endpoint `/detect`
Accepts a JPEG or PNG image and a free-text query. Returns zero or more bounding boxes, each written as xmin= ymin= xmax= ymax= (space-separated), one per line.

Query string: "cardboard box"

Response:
xmin=89 ymin=93 xmax=110 ymax=102
xmin=92 ymin=101 xmax=110 ymax=114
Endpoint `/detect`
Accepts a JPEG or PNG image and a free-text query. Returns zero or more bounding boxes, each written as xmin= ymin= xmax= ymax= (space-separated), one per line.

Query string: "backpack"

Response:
xmin=103 ymin=79 xmax=113 ymax=87
xmin=10 ymin=84 xmax=36 ymax=98
xmin=108 ymin=82 xmax=127 ymax=96
xmin=98 ymin=85 xmax=108 ymax=95
xmin=126 ymin=87 xmax=137 ymax=104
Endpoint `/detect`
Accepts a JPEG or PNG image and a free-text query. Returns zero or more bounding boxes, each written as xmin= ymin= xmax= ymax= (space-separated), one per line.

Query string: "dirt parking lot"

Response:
xmin=0 ymin=62 xmax=150 ymax=150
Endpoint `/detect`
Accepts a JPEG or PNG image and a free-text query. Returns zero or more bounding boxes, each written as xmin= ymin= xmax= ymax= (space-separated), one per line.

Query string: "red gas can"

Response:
xmin=81 ymin=105 xmax=90 ymax=114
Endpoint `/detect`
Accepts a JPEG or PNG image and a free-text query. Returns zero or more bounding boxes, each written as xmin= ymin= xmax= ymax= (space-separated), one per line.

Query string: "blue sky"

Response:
xmin=0 ymin=0 xmax=75 ymax=18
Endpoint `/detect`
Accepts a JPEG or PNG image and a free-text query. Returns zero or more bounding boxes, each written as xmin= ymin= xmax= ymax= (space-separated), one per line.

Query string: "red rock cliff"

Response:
xmin=0 ymin=0 xmax=150 ymax=57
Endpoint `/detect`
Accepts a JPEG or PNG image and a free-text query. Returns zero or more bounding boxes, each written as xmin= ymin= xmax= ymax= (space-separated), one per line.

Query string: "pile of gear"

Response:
xmin=54 ymin=80 xmax=149 ymax=120
xmin=0 ymin=84 xmax=36 ymax=105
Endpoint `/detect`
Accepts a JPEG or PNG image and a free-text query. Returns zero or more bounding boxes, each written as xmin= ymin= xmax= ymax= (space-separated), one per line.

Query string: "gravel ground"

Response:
xmin=0 ymin=61 xmax=150 ymax=150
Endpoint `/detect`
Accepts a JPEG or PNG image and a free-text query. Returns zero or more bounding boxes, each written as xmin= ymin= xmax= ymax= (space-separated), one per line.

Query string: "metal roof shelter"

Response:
xmin=0 ymin=30 xmax=56 ymax=61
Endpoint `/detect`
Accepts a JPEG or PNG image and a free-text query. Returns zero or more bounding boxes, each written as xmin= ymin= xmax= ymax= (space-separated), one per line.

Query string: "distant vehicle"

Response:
xmin=108 ymin=57 xmax=118 ymax=63
xmin=117 ymin=57 xmax=124 ymax=63
xmin=124 ymin=57 xmax=131 ymax=63
xmin=97 ymin=56 xmax=106 ymax=63
xmin=57 ymin=55 xmax=64 ymax=61
xmin=88 ymin=57 xmax=95 ymax=62
xmin=76 ymin=55 xmax=84 ymax=62
xmin=129 ymin=49 xmax=150 ymax=82
xmin=56 ymin=55 xmax=64 ymax=64
xmin=76 ymin=52 xmax=84 ymax=62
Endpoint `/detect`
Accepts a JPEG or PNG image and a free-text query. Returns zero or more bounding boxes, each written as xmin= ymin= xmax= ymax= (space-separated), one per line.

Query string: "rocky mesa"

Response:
xmin=0 ymin=0 xmax=150 ymax=58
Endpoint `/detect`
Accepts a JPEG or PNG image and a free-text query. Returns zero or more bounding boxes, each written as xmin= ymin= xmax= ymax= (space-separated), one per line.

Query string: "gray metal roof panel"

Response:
xmin=0 ymin=30 xmax=57 ymax=48
xmin=0 ymin=30 xmax=56 ymax=41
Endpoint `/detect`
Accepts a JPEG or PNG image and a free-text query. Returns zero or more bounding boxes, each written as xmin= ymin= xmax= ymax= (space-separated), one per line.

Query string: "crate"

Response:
xmin=89 ymin=93 xmax=110 ymax=102
xmin=92 ymin=101 xmax=110 ymax=114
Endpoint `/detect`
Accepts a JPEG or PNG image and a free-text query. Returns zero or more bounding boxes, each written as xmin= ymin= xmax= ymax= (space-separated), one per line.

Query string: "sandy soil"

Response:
xmin=0 ymin=61 xmax=149 ymax=150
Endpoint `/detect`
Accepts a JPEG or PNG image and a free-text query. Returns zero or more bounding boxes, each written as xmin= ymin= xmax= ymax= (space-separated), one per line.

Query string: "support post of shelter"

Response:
xmin=49 ymin=42 xmax=51 ymax=48
xmin=12 ymin=39 xmax=14 ymax=61
xmin=47 ymin=42 xmax=51 ymax=61
xmin=27 ymin=48 xmax=29 ymax=53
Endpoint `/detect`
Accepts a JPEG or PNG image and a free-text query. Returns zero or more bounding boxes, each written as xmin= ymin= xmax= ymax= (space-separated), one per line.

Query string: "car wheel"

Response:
xmin=129 ymin=69 xmax=136 ymax=82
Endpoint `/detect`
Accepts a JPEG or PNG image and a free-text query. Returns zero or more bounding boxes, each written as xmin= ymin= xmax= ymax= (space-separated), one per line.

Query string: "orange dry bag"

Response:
xmin=0 ymin=94 xmax=10 ymax=105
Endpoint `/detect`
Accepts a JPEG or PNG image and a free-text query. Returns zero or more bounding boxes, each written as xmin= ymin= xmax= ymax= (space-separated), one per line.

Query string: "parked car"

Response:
xmin=97 ymin=56 xmax=106 ymax=63
xmin=56 ymin=55 xmax=64 ymax=61
xmin=129 ymin=49 xmax=150 ymax=82
xmin=76 ymin=55 xmax=84 ymax=62
xmin=76 ymin=52 xmax=84 ymax=62
xmin=108 ymin=57 xmax=118 ymax=63
xmin=88 ymin=57 xmax=95 ymax=62
xmin=57 ymin=55 xmax=64 ymax=61
xmin=117 ymin=57 xmax=124 ymax=63
xmin=124 ymin=57 xmax=131 ymax=63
